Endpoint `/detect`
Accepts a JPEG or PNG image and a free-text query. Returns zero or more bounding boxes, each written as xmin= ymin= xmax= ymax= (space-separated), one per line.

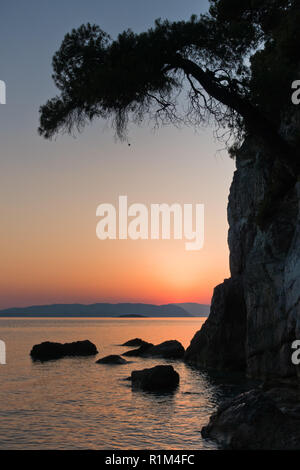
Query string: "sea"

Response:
xmin=0 ymin=317 xmax=252 ymax=450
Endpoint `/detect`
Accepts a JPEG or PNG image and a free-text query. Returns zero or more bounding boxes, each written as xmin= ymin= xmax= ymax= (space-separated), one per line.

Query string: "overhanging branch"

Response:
xmin=171 ymin=54 xmax=296 ymax=172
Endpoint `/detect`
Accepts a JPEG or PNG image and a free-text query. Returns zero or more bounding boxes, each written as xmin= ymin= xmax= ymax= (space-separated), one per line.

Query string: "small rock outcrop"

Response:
xmin=130 ymin=365 xmax=180 ymax=391
xmin=30 ymin=340 xmax=98 ymax=361
xmin=146 ymin=340 xmax=185 ymax=359
xmin=121 ymin=338 xmax=148 ymax=347
xmin=201 ymin=388 xmax=300 ymax=450
xmin=122 ymin=342 xmax=154 ymax=357
xmin=96 ymin=355 xmax=128 ymax=364
xmin=123 ymin=340 xmax=185 ymax=359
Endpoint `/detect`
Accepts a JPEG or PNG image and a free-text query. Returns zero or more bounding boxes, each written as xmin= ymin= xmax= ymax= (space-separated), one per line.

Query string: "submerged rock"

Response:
xmin=121 ymin=338 xmax=148 ymax=347
xmin=30 ymin=340 xmax=98 ymax=361
xmin=96 ymin=355 xmax=128 ymax=364
xmin=122 ymin=342 xmax=154 ymax=357
xmin=130 ymin=365 xmax=179 ymax=391
xmin=202 ymin=388 xmax=300 ymax=450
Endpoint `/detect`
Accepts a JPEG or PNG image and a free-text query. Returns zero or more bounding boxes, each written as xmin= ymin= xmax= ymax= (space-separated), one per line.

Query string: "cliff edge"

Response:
xmin=185 ymin=110 xmax=300 ymax=381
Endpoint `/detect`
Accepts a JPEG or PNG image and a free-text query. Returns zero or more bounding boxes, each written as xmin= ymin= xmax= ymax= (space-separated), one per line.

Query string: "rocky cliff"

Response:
xmin=185 ymin=113 xmax=300 ymax=381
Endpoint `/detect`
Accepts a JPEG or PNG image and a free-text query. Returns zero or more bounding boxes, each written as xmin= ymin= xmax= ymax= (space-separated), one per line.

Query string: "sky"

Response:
xmin=0 ymin=0 xmax=236 ymax=309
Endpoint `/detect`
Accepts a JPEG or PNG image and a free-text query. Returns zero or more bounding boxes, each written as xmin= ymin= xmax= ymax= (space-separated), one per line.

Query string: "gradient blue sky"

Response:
xmin=0 ymin=0 xmax=236 ymax=309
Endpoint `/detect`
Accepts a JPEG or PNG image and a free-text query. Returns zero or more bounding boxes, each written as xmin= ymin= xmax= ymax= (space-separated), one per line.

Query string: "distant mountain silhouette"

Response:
xmin=172 ymin=303 xmax=210 ymax=316
xmin=0 ymin=302 xmax=194 ymax=318
xmin=119 ymin=314 xmax=146 ymax=318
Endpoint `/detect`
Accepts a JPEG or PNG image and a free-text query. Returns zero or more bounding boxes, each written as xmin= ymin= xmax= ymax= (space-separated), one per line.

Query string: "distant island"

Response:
xmin=119 ymin=314 xmax=146 ymax=318
xmin=0 ymin=302 xmax=210 ymax=318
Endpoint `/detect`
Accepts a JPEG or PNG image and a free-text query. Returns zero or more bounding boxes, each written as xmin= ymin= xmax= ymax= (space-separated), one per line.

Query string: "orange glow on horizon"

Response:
xmin=1 ymin=122 xmax=234 ymax=310
xmin=0 ymin=235 xmax=229 ymax=308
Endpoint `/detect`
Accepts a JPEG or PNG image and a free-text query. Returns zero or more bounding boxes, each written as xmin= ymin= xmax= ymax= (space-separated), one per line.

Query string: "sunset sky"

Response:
xmin=0 ymin=0 xmax=235 ymax=309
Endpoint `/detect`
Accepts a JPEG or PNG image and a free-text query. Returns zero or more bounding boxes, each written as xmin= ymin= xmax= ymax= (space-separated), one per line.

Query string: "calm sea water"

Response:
xmin=0 ymin=317 xmax=251 ymax=450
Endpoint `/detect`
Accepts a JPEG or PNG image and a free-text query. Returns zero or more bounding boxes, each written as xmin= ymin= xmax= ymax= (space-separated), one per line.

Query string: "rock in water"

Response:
xmin=146 ymin=340 xmax=185 ymax=359
xmin=121 ymin=338 xmax=148 ymax=347
xmin=122 ymin=342 xmax=154 ymax=357
xmin=96 ymin=355 xmax=128 ymax=364
xmin=30 ymin=340 xmax=98 ymax=361
xmin=131 ymin=365 xmax=179 ymax=391
xmin=123 ymin=340 xmax=185 ymax=359
xmin=201 ymin=389 xmax=300 ymax=450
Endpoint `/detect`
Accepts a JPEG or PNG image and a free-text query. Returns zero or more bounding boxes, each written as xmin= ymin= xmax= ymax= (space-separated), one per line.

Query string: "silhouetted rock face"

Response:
xmin=227 ymin=138 xmax=299 ymax=380
xmin=185 ymin=125 xmax=300 ymax=380
xmin=30 ymin=340 xmax=98 ymax=361
xmin=131 ymin=365 xmax=179 ymax=391
xmin=121 ymin=338 xmax=148 ymax=347
xmin=185 ymin=278 xmax=246 ymax=371
xmin=96 ymin=355 xmax=128 ymax=364
xmin=202 ymin=388 xmax=300 ymax=450
xmin=122 ymin=342 xmax=154 ymax=357
xmin=146 ymin=340 xmax=185 ymax=359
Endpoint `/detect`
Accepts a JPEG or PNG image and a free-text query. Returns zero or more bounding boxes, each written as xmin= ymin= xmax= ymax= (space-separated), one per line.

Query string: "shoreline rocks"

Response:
xmin=30 ymin=340 xmax=98 ymax=361
xmin=130 ymin=365 xmax=180 ymax=391
xmin=202 ymin=387 xmax=300 ymax=449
